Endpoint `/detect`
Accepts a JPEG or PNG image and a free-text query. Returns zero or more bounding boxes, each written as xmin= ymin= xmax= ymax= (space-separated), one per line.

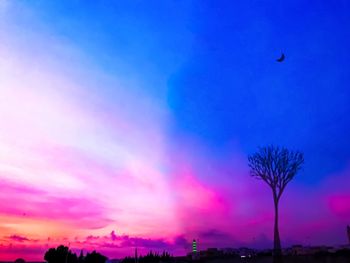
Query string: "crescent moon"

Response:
xmin=276 ymin=53 xmax=285 ymax=62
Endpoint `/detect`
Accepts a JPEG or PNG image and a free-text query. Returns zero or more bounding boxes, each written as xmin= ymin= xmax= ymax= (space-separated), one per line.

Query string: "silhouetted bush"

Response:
xmin=44 ymin=245 xmax=108 ymax=263
xmin=256 ymin=251 xmax=272 ymax=257
xmin=313 ymin=251 xmax=330 ymax=258
xmin=85 ymin=251 xmax=108 ymax=263
xmin=121 ymin=251 xmax=173 ymax=263
xmin=121 ymin=256 xmax=135 ymax=263
xmin=78 ymin=251 xmax=84 ymax=263
xmin=44 ymin=245 xmax=78 ymax=263
xmin=334 ymin=249 xmax=350 ymax=257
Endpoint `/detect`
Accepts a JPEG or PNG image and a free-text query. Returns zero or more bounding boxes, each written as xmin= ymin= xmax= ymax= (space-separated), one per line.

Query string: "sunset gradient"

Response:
xmin=1 ymin=0 xmax=350 ymax=260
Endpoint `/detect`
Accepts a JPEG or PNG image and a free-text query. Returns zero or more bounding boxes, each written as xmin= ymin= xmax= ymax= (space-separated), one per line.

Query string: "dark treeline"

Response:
xmin=43 ymin=245 xmax=174 ymax=263
xmin=20 ymin=243 xmax=350 ymax=263
xmin=121 ymin=251 xmax=173 ymax=263
xmin=44 ymin=245 xmax=107 ymax=263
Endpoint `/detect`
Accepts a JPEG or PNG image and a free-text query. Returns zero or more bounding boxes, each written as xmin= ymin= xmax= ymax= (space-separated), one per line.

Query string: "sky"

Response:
xmin=0 ymin=0 xmax=350 ymax=260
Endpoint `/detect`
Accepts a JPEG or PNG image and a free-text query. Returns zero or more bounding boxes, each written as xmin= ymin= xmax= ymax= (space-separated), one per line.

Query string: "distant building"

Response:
xmin=287 ymin=245 xmax=330 ymax=255
xmin=257 ymin=248 xmax=273 ymax=256
xmin=328 ymin=245 xmax=350 ymax=253
xmin=282 ymin=247 xmax=293 ymax=255
xmin=221 ymin=248 xmax=237 ymax=255
xmin=291 ymin=245 xmax=303 ymax=255
xmin=236 ymin=247 xmax=255 ymax=257
xmin=199 ymin=248 xmax=223 ymax=258
xmin=173 ymin=256 xmax=189 ymax=263
xmin=219 ymin=247 xmax=255 ymax=257
xmin=307 ymin=246 xmax=329 ymax=255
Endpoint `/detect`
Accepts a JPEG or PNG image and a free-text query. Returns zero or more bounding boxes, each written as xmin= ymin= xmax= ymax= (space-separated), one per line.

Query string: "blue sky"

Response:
xmin=25 ymin=0 xmax=350 ymax=183
xmin=169 ymin=0 xmax=350 ymax=182
xmin=11 ymin=1 xmax=350 ymax=183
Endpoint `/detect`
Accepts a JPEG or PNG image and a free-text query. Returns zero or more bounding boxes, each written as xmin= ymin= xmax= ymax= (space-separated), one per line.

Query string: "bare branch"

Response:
xmin=248 ymin=145 xmax=304 ymax=202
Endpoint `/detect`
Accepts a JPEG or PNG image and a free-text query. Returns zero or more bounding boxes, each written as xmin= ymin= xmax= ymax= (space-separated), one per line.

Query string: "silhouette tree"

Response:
xmin=78 ymin=250 xmax=84 ymax=263
xmin=248 ymin=146 xmax=304 ymax=262
xmin=14 ymin=259 xmax=26 ymax=263
xmin=160 ymin=251 xmax=171 ymax=262
xmin=44 ymin=245 xmax=78 ymax=263
xmin=139 ymin=251 xmax=158 ymax=263
xmin=85 ymin=251 xmax=107 ymax=263
xmin=125 ymin=251 xmax=173 ymax=263
xmin=121 ymin=256 xmax=135 ymax=263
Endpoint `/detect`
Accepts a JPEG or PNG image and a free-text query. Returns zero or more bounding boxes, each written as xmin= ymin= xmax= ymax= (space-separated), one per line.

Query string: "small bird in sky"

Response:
xmin=276 ymin=53 xmax=285 ymax=62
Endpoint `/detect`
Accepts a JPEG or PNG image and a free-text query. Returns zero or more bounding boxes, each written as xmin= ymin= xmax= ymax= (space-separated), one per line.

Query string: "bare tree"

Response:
xmin=248 ymin=146 xmax=304 ymax=261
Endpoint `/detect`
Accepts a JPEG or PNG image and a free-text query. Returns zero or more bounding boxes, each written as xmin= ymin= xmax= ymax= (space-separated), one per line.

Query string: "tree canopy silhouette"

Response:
xmin=44 ymin=245 xmax=78 ymax=263
xmin=85 ymin=251 xmax=108 ymax=263
xmin=121 ymin=251 xmax=173 ymax=263
xmin=140 ymin=251 xmax=172 ymax=263
xmin=44 ymin=246 xmax=107 ymax=263
xmin=248 ymin=145 xmax=304 ymax=262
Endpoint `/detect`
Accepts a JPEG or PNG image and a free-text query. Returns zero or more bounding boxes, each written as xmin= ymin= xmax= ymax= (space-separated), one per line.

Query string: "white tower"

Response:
xmin=192 ymin=239 xmax=197 ymax=254
xmin=192 ymin=239 xmax=199 ymax=260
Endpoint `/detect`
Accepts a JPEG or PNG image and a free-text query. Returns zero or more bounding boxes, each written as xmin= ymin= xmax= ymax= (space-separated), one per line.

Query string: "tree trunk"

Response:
xmin=273 ymin=197 xmax=282 ymax=263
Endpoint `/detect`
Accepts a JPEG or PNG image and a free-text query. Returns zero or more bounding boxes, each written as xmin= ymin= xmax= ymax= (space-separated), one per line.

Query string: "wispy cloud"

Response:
xmin=7 ymin=235 xmax=30 ymax=242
